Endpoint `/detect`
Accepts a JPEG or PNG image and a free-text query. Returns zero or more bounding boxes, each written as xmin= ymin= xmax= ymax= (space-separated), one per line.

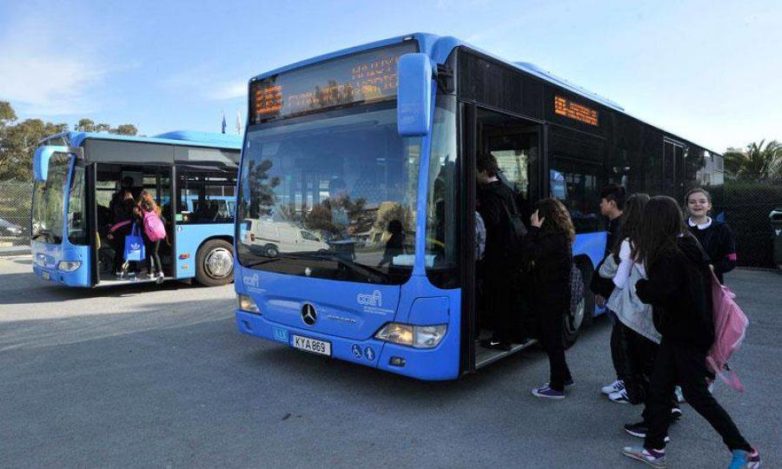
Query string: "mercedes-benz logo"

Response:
xmin=301 ymin=303 xmax=317 ymax=325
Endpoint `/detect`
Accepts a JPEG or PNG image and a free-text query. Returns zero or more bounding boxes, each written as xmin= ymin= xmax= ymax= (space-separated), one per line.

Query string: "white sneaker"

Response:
xmin=601 ymin=379 xmax=624 ymax=395
xmin=675 ymin=385 xmax=685 ymax=403
xmin=609 ymin=389 xmax=631 ymax=404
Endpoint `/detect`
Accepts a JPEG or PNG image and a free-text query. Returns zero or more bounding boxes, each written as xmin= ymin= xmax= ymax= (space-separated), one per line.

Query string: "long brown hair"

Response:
xmin=616 ymin=193 xmax=650 ymax=257
xmin=535 ymin=198 xmax=575 ymax=244
xmin=634 ymin=195 xmax=688 ymax=271
xmin=138 ymin=191 xmax=161 ymax=216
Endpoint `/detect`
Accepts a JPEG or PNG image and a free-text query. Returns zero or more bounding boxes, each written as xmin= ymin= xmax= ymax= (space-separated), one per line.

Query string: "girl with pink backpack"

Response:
xmin=620 ymin=196 xmax=760 ymax=469
xmin=136 ymin=191 xmax=167 ymax=281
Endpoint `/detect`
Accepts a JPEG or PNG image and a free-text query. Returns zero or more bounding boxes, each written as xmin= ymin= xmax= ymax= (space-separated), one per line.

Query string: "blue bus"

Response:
xmin=234 ymin=33 xmax=712 ymax=380
xmin=31 ymin=131 xmax=241 ymax=287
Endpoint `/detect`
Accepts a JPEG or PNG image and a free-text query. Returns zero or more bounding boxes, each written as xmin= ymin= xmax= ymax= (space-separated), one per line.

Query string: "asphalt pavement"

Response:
xmin=1 ymin=256 xmax=780 ymax=468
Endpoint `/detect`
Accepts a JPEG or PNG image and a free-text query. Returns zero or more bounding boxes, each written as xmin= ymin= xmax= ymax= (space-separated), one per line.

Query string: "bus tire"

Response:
xmin=195 ymin=239 xmax=234 ymax=286
xmin=264 ymin=244 xmax=279 ymax=257
xmin=563 ymin=261 xmax=594 ymax=348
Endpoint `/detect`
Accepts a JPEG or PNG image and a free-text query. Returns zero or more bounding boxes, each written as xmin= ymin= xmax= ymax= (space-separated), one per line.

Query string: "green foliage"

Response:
xmin=0 ymin=101 xmax=138 ymax=181
xmin=723 ymin=140 xmax=781 ymax=181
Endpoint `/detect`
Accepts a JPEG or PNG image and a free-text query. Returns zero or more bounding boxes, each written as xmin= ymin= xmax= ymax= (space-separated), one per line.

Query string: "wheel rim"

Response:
xmin=566 ymin=297 xmax=585 ymax=335
xmin=204 ymin=247 xmax=233 ymax=279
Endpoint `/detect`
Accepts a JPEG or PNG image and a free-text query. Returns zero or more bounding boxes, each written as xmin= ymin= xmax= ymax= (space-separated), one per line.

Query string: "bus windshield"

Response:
xmin=31 ymin=154 xmax=70 ymax=244
xmin=237 ymin=102 xmax=421 ymax=285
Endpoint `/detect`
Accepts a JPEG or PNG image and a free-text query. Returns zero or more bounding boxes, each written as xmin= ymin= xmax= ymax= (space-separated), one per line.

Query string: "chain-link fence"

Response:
xmin=0 ymin=180 xmax=33 ymax=247
xmin=709 ymin=181 xmax=782 ymax=268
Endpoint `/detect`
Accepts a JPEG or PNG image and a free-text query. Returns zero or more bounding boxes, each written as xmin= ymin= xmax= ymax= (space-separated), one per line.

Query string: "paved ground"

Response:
xmin=1 ymin=256 xmax=780 ymax=468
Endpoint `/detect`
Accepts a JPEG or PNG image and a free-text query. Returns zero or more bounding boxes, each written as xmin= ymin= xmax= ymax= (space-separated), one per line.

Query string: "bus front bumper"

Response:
xmin=235 ymin=310 xmax=459 ymax=380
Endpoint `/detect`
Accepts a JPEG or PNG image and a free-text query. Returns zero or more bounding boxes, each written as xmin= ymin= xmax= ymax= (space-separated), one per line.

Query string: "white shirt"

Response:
xmin=688 ymin=217 xmax=712 ymax=230
xmin=613 ymin=238 xmax=646 ymax=289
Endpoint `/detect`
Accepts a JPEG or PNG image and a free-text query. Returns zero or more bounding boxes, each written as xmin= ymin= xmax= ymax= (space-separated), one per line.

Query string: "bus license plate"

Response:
xmin=41 ymin=271 xmax=50 ymax=280
xmin=292 ymin=335 xmax=331 ymax=356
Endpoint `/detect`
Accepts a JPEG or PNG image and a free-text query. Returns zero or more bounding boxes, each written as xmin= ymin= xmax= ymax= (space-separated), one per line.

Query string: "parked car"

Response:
xmin=0 ymin=217 xmax=24 ymax=237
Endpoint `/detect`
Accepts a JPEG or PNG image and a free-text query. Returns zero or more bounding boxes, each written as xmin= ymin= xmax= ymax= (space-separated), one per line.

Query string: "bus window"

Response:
xmin=549 ymin=158 xmax=601 ymax=233
xmin=177 ymin=168 xmax=235 ymax=224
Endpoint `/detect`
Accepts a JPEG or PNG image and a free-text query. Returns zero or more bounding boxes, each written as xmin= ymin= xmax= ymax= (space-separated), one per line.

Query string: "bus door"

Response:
xmin=468 ymin=106 xmax=542 ymax=371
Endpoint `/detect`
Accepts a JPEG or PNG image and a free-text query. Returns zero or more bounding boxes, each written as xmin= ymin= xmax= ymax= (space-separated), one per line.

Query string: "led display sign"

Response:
xmin=251 ymin=42 xmax=417 ymax=123
xmin=554 ymin=95 xmax=599 ymax=126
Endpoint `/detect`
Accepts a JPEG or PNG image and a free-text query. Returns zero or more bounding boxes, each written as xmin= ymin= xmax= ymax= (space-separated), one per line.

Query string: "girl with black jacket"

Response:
xmin=685 ymin=187 xmax=737 ymax=284
xmin=526 ymin=198 xmax=575 ymax=400
xmin=621 ymin=196 xmax=760 ymax=469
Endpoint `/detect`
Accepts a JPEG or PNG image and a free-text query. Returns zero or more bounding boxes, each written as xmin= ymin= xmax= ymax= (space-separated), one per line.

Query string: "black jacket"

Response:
xmin=688 ymin=220 xmax=736 ymax=284
xmin=477 ymin=180 xmax=518 ymax=267
xmin=523 ymin=226 xmax=572 ymax=315
xmin=636 ymin=235 xmax=715 ymax=351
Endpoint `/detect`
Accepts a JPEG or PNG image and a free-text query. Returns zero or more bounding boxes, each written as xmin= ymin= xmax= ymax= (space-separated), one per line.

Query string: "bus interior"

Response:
xmin=94 ymin=164 xmax=174 ymax=285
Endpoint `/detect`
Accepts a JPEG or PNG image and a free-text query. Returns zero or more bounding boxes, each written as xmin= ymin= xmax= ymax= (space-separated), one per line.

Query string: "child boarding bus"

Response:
xmin=32 ymin=131 xmax=241 ymax=287
xmin=234 ymin=33 xmax=714 ymax=380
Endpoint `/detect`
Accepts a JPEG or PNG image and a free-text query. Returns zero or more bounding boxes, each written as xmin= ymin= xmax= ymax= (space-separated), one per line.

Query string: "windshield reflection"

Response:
xmin=237 ymin=104 xmax=420 ymax=284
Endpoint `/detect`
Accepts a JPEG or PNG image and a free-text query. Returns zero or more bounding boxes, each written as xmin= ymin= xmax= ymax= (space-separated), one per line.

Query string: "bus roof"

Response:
xmin=41 ymin=130 xmax=242 ymax=151
xmin=249 ymin=33 xmax=718 ymax=155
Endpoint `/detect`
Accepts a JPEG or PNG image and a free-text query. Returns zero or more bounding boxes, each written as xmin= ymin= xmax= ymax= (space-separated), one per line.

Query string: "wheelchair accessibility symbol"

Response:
xmin=352 ymin=344 xmax=363 ymax=359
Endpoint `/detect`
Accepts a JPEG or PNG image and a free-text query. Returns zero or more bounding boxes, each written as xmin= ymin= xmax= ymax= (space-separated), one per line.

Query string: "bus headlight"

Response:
xmin=57 ymin=261 xmax=81 ymax=272
xmin=237 ymin=294 xmax=260 ymax=314
xmin=375 ymin=323 xmax=447 ymax=349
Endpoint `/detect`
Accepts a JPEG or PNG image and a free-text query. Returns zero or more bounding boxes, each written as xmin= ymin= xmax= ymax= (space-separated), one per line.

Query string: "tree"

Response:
xmin=0 ymin=101 xmax=140 ymax=181
xmin=111 ymin=124 xmax=137 ymax=136
xmin=723 ymin=140 xmax=781 ymax=181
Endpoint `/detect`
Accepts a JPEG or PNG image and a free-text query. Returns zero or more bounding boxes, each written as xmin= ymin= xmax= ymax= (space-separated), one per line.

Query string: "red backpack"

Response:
xmin=706 ymin=270 xmax=749 ymax=392
xmin=143 ymin=210 xmax=166 ymax=242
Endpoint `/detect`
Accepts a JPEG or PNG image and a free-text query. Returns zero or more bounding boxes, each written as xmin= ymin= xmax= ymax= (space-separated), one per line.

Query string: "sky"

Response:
xmin=1 ymin=0 xmax=779 ymax=152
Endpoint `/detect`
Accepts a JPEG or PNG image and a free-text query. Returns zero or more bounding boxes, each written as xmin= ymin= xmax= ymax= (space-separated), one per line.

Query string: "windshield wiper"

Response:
xmin=310 ymin=252 xmax=390 ymax=283
xmin=31 ymin=229 xmax=55 ymax=243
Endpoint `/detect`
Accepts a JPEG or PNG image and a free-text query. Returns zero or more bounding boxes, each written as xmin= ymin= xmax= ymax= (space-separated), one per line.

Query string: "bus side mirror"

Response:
xmin=33 ymin=146 xmax=69 ymax=182
xmin=397 ymin=53 xmax=433 ymax=137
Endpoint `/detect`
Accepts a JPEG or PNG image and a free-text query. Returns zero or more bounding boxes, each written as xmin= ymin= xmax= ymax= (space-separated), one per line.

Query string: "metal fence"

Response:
xmin=709 ymin=181 xmax=782 ymax=268
xmin=0 ymin=181 xmax=32 ymax=247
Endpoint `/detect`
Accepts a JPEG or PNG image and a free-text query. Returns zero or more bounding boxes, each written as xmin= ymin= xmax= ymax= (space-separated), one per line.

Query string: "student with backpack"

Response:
xmin=621 ymin=196 xmax=760 ymax=469
xmin=685 ymin=187 xmax=737 ymax=284
xmin=525 ymin=198 xmax=575 ymax=400
xmin=476 ymin=153 xmax=525 ymax=351
xmin=136 ymin=191 xmax=167 ymax=281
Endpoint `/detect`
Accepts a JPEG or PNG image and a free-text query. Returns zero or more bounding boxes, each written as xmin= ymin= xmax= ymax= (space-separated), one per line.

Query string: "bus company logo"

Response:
xmin=357 ymin=290 xmax=382 ymax=307
xmin=243 ymin=273 xmax=260 ymax=288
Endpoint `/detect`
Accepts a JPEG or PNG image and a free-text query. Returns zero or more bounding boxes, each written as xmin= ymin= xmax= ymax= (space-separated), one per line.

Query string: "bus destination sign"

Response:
xmin=252 ymin=42 xmax=417 ymax=123
xmin=554 ymin=96 xmax=599 ymax=126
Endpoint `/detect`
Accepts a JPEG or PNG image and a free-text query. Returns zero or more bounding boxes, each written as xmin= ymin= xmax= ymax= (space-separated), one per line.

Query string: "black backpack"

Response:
xmin=499 ymin=195 xmax=528 ymax=262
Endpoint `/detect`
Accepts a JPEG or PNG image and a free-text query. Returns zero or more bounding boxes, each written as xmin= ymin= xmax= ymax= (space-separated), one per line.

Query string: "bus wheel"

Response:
xmin=196 ymin=239 xmax=234 ymax=286
xmin=264 ymin=244 xmax=279 ymax=257
xmin=563 ymin=262 xmax=593 ymax=348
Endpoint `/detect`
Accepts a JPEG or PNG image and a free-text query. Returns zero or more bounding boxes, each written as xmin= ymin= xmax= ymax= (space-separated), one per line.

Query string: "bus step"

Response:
xmin=475 ymin=337 xmax=538 ymax=369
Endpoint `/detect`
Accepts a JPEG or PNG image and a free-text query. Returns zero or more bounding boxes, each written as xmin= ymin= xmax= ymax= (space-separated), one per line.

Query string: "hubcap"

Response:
xmin=204 ymin=247 xmax=233 ymax=278
xmin=567 ymin=298 xmax=585 ymax=334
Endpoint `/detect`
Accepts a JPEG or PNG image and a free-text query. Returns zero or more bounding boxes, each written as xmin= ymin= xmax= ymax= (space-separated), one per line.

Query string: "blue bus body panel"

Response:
xmin=235 ymin=266 xmax=461 ymax=380
xmin=32 ymin=241 xmax=92 ymax=287
xmin=573 ymin=231 xmax=607 ymax=272
xmin=174 ymin=224 xmax=234 ymax=278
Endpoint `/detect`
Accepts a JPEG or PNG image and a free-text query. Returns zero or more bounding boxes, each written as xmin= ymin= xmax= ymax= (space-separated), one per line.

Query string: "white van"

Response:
xmin=242 ymin=219 xmax=328 ymax=257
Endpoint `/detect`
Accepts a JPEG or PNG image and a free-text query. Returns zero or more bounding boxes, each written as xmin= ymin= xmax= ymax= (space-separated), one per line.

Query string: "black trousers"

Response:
xmin=145 ymin=239 xmax=162 ymax=275
xmin=609 ymin=310 xmax=629 ymax=382
xmin=623 ymin=327 xmax=658 ymax=404
xmin=536 ymin=306 xmax=572 ymax=392
xmin=111 ymin=225 xmax=131 ymax=272
xmin=483 ymin=265 xmax=515 ymax=343
xmin=644 ymin=339 xmax=752 ymax=452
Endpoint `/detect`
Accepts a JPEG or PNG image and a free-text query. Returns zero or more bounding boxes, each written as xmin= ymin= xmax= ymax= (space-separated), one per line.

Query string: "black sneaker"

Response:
xmin=624 ymin=421 xmax=671 ymax=442
xmin=670 ymin=406 xmax=682 ymax=422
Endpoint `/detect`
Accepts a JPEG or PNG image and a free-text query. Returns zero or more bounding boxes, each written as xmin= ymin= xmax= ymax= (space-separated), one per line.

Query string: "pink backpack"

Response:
xmin=706 ymin=270 xmax=749 ymax=392
xmin=143 ymin=210 xmax=166 ymax=241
